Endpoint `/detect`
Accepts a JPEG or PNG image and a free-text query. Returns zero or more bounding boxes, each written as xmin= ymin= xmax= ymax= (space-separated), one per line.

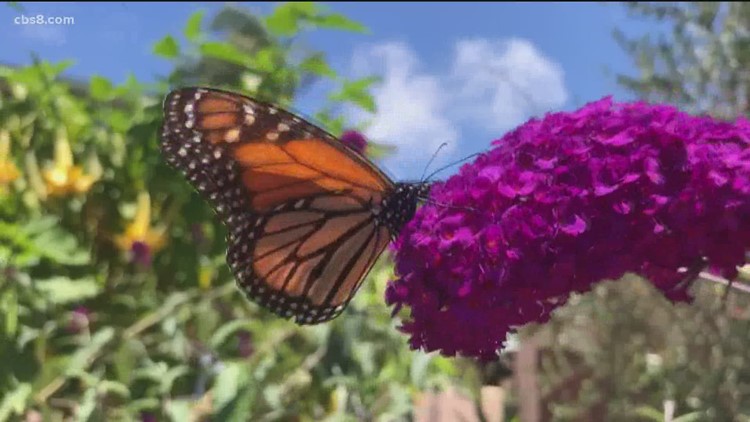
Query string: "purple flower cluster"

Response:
xmin=386 ymin=97 xmax=750 ymax=359
xmin=340 ymin=130 xmax=368 ymax=155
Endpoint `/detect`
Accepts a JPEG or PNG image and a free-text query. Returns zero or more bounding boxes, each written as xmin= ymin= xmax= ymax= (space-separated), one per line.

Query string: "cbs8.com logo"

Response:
xmin=14 ymin=14 xmax=75 ymax=25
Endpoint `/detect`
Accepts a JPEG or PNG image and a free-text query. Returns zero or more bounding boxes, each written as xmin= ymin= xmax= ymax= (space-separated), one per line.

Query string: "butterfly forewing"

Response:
xmin=160 ymin=87 xmax=399 ymax=324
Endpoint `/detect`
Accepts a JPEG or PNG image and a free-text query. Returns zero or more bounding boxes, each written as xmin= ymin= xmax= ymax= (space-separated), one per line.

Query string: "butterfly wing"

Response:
xmin=160 ymin=87 xmax=394 ymax=324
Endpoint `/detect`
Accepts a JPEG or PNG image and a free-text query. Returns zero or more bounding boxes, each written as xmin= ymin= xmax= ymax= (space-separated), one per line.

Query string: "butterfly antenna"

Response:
xmin=423 ymin=152 xmax=483 ymax=182
xmin=420 ymin=143 xmax=449 ymax=182
xmin=418 ymin=196 xmax=479 ymax=214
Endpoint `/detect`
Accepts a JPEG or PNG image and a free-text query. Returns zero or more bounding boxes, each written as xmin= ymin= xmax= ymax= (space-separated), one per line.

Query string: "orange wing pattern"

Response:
xmin=160 ymin=87 xmax=403 ymax=324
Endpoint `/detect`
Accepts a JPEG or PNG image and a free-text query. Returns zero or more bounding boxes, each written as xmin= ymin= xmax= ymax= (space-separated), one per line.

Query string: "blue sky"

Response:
xmin=1 ymin=2 xmax=662 ymax=180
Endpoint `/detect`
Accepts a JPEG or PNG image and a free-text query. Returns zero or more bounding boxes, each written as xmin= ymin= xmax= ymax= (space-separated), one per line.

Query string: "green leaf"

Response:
xmin=0 ymin=383 xmax=31 ymax=421
xmin=107 ymin=109 xmax=133 ymax=133
xmin=210 ymin=320 xmax=253 ymax=350
xmin=213 ymin=362 xmax=250 ymax=412
xmin=31 ymin=228 xmax=90 ymax=265
xmin=2 ymin=290 xmax=18 ymax=336
xmin=251 ymin=48 xmax=278 ymax=73
xmin=184 ymin=10 xmax=205 ymax=42
xmin=43 ymin=60 xmax=75 ymax=79
xmin=89 ymin=75 xmax=114 ymax=101
xmin=77 ymin=387 xmax=99 ymax=422
xmin=633 ymin=406 xmax=667 ymax=421
xmin=341 ymin=76 xmax=379 ymax=93
xmin=314 ymin=13 xmax=367 ymax=33
xmin=329 ymin=77 xmax=380 ymax=113
xmin=410 ymin=352 xmax=432 ymax=386
xmin=265 ymin=2 xmax=317 ymax=36
xmin=159 ymin=365 xmax=190 ymax=395
xmin=65 ymin=327 xmax=114 ymax=375
xmin=165 ymin=399 xmax=192 ymax=422
xmin=19 ymin=216 xmax=57 ymax=235
xmin=200 ymin=42 xmax=250 ymax=67
xmin=35 ymin=276 xmax=100 ymax=305
xmin=215 ymin=384 xmax=255 ymax=422
xmin=673 ymin=412 xmax=708 ymax=422
xmin=153 ymin=35 xmax=180 ymax=59
xmin=299 ymin=54 xmax=336 ymax=78
xmin=126 ymin=398 xmax=161 ymax=415
xmin=97 ymin=380 xmax=130 ymax=399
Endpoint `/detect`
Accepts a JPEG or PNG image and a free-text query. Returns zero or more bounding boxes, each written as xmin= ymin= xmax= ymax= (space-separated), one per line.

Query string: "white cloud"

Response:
xmin=350 ymin=42 xmax=459 ymax=176
xmin=451 ymin=38 xmax=568 ymax=131
xmin=348 ymin=38 xmax=567 ymax=178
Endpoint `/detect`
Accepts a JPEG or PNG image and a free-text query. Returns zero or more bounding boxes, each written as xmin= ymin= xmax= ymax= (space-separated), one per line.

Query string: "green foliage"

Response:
xmin=265 ymin=2 xmax=367 ymax=37
xmin=153 ymin=36 xmax=180 ymax=59
xmin=0 ymin=3 xmax=479 ymax=421
xmin=613 ymin=2 xmax=750 ymax=119
xmin=183 ymin=10 xmax=205 ymax=42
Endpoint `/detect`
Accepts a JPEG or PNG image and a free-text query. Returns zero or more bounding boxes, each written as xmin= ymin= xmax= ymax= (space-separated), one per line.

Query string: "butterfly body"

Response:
xmin=160 ymin=87 xmax=429 ymax=324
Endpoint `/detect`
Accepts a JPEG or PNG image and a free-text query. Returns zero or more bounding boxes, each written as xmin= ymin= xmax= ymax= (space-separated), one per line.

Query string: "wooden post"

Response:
xmin=514 ymin=335 xmax=541 ymax=422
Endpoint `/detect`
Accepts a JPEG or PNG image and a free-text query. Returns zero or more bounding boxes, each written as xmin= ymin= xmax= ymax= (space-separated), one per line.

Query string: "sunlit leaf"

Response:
xmin=2 ymin=290 xmax=18 ymax=336
xmin=200 ymin=42 xmax=250 ymax=67
xmin=410 ymin=352 xmax=432 ymax=386
xmin=299 ymin=54 xmax=336 ymax=78
xmin=35 ymin=276 xmax=101 ymax=305
xmin=66 ymin=327 xmax=114 ymax=375
xmin=634 ymin=406 xmax=668 ymax=421
xmin=153 ymin=35 xmax=180 ymax=59
xmin=313 ymin=13 xmax=367 ymax=33
xmin=265 ymin=2 xmax=318 ymax=36
xmin=673 ymin=412 xmax=708 ymax=422
xmin=213 ymin=362 xmax=252 ymax=414
xmin=252 ymin=47 xmax=278 ymax=73
xmin=79 ymin=387 xmax=101 ymax=421
xmin=89 ymin=75 xmax=114 ymax=101
xmin=184 ymin=10 xmax=205 ymax=42
xmin=165 ymin=399 xmax=192 ymax=422
xmin=329 ymin=77 xmax=380 ymax=113
xmin=98 ymin=380 xmax=131 ymax=399
xmin=0 ymin=383 xmax=31 ymax=421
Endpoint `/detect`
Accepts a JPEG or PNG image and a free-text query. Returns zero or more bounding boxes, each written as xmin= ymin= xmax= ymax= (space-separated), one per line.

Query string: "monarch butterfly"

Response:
xmin=160 ymin=87 xmax=431 ymax=324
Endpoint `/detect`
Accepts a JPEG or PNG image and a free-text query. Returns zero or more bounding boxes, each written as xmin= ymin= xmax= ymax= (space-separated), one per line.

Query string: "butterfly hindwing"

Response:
xmin=160 ymin=87 xmax=398 ymax=323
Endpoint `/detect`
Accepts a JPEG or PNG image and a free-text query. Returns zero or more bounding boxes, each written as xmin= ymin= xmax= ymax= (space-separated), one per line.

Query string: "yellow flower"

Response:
xmin=42 ymin=129 xmax=97 ymax=197
xmin=0 ymin=131 xmax=20 ymax=187
xmin=115 ymin=192 xmax=167 ymax=266
xmin=198 ymin=262 xmax=214 ymax=290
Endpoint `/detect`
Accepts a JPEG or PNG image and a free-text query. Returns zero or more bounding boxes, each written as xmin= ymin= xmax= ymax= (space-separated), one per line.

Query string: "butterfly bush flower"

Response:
xmin=387 ymin=97 xmax=750 ymax=359
xmin=340 ymin=130 xmax=368 ymax=154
